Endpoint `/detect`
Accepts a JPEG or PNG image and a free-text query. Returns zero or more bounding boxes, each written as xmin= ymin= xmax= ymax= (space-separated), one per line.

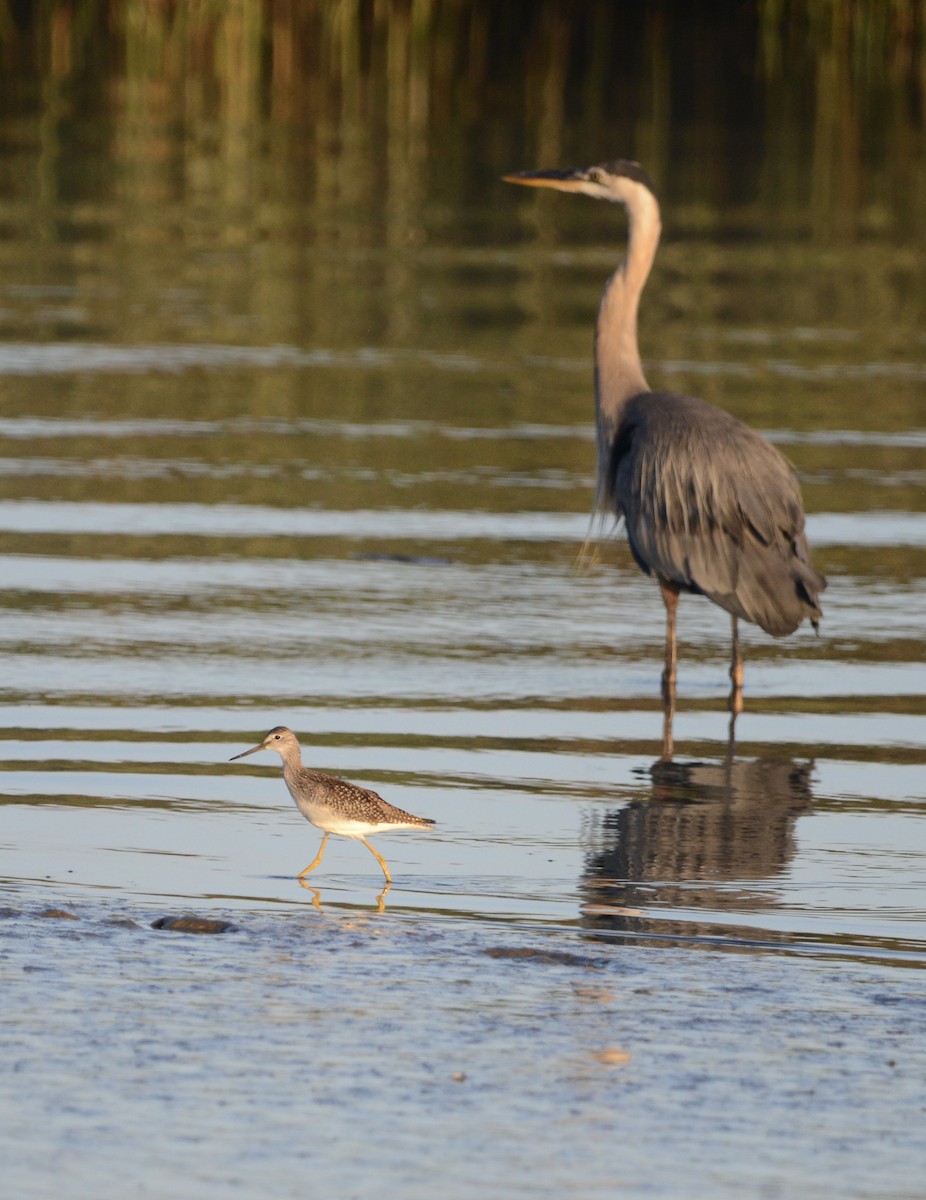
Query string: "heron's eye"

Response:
xmin=588 ymin=168 xmax=604 ymax=184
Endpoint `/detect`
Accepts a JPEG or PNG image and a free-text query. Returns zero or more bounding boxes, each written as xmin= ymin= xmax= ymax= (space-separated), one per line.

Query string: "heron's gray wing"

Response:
xmin=614 ymin=392 xmax=825 ymax=636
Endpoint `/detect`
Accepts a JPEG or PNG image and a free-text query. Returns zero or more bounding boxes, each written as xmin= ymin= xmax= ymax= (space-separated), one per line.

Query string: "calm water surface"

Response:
xmin=2 ymin=6 xmax=926 ymax=1197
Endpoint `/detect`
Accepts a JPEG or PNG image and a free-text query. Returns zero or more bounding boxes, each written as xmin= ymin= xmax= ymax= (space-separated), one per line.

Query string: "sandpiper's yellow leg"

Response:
xmin=360 ymin=836 xmax=392 ymax=884
xmin=298 ymin=832 xmax=330 ymax=878
xmin=375 ymin=881 xmax=391 ymax=913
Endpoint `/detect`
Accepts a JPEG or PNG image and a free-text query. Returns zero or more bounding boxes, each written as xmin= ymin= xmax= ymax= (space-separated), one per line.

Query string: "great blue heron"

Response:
xmin=504 ymin=160 xmax=826 ymax=742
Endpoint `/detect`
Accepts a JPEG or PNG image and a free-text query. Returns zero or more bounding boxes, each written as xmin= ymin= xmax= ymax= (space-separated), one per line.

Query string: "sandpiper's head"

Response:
xmin=229 ymin=725 xmax=300 ymax=762
xmin=503 ymin=158 xmax=657 ymax=208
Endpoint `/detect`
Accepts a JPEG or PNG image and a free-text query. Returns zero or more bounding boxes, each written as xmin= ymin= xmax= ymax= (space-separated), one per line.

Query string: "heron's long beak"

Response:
xmin=229 ymin=743 xmax=265 ymax=762
xmin=501 ymin=167 xmax=588 ymax=192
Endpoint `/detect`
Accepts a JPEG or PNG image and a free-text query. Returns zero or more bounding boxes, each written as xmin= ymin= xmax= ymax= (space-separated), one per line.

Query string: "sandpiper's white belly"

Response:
xmin=312 ymin=810 xmax=386 ymax=837
xmin=288 ymin=792 xmax=411 ymax=838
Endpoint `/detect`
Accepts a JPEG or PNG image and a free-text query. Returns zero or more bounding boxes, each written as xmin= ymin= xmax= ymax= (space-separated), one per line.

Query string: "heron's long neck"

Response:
xmin=594 ymin=193 xmax=661 ymax=509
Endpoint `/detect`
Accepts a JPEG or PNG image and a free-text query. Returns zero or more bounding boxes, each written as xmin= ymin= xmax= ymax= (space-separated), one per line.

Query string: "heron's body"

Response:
xmin=614 ymin=389 xmax=822 ymax=638
xmin=230 ymin=726 xmax=434 ymax=882
xmin=504 ymin=160 xmax=826 ymax=728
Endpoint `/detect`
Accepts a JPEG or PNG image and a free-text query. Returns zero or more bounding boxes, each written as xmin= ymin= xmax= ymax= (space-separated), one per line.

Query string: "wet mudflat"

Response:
xmin=2 ymin=5 xmax=926 ymax=1198
xmin=4 ymin=901 xmax=925 ymax=1200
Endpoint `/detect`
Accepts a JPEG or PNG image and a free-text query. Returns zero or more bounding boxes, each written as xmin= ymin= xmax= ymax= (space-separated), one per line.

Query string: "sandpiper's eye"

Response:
xmin=588 ymin=168 xmax=604 ymax=184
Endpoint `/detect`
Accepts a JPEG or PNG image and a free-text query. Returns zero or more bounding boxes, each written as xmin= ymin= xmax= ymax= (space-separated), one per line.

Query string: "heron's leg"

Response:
xmin=657 ymin=578 xmax=680 ymax=760
xmin=360 ymin=836 xmax=393 ymax=884
xmin=728 ymin=615 xmax=744 ymax=716
xmin=298 ymin=832 xmax=330 ymax=879
xmin=661 ymin=686 xmax=675 ymax=761
xmin=658 ymin=577 xmax=681 ymax=703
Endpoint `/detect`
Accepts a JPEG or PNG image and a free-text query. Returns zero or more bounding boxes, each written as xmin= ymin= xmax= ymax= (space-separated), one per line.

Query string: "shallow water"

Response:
xmin=5 ymin=905 xmax=926 ymax=1200
xmin=2 ymin=6 xmax=926 ymax=1197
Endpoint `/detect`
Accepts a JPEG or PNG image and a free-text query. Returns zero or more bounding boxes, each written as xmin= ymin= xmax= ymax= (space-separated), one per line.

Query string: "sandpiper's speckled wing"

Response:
xmin=303 ymin=769 xmax=434 ymax=829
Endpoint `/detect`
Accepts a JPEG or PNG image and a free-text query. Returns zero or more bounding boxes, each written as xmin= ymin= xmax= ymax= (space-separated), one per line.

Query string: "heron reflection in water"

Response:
xmin=504 ymin=161 xmax=826 ymax=754
xmin=580 ymin=756 xmax=816 ymax=940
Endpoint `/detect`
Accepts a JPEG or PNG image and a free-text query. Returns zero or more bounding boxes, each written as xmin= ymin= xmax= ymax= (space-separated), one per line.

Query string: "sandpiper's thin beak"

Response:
xmin=229 ymin=743 xmax=264 ymax=762
xmin=501 ymin=167 xmax=588 ymax=192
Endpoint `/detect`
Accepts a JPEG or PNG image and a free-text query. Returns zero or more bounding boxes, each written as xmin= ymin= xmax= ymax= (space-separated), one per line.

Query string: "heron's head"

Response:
xmin=230 ymin=725 xmax=299 ymax=762
xmin=503 ymin=159 xmax=657 ymax=208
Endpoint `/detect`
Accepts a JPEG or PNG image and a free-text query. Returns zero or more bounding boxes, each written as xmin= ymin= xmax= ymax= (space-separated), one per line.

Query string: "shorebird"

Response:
xmin=230 ymin=726 xmax=434 ymax=883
